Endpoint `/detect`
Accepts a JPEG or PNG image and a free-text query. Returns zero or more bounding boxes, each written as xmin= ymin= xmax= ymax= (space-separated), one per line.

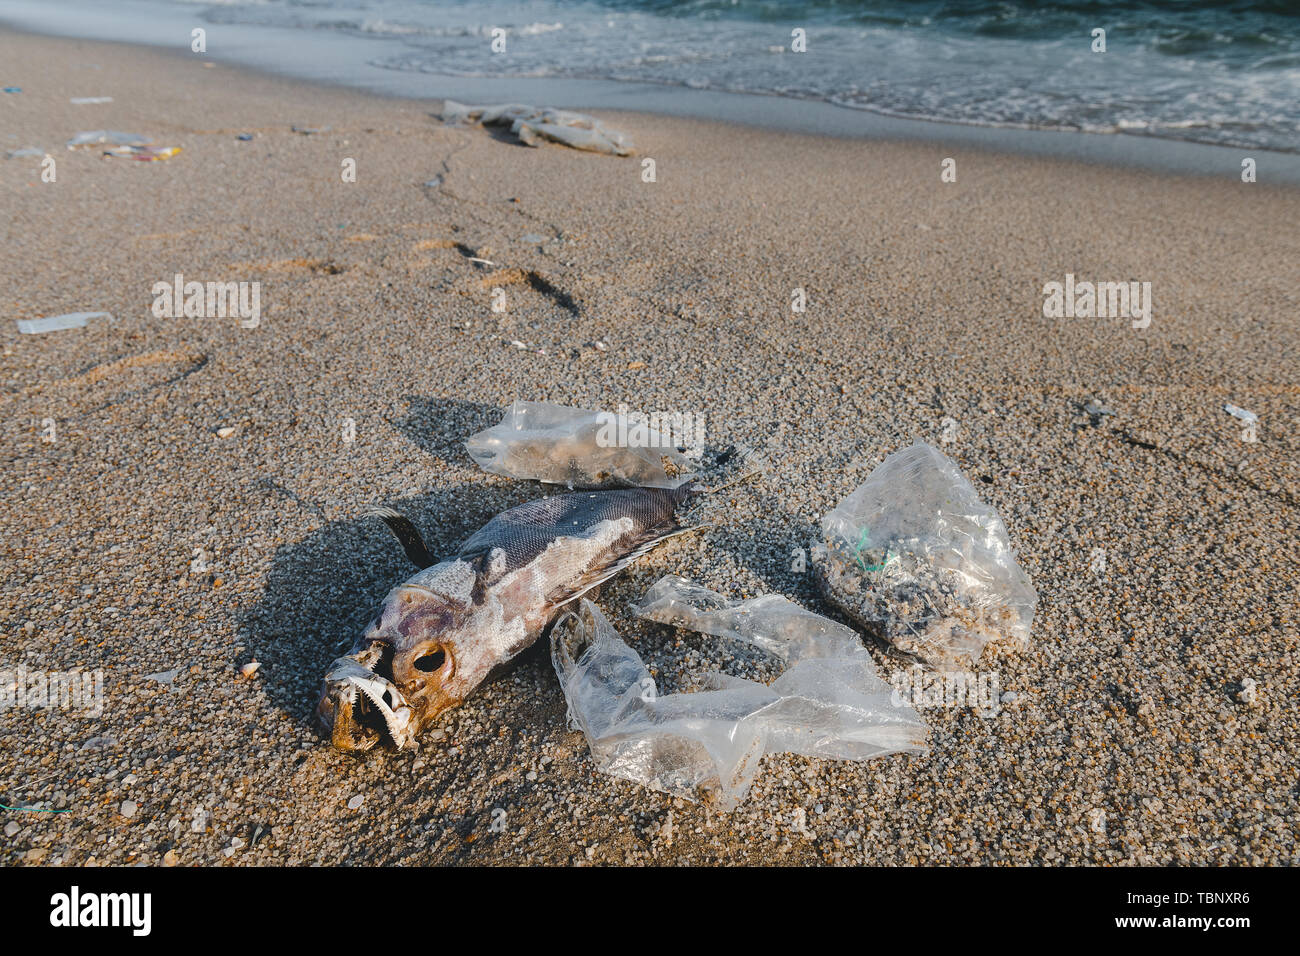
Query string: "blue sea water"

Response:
xmin=190 ymin=0 xmax=1300 ymax=151
xmin=10 ymin=0 xmax=1300 ymax=152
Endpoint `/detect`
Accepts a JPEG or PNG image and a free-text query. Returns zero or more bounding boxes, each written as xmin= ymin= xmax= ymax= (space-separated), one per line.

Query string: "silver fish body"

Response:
xmin=317 ymin=486 xmax=693 ymax=751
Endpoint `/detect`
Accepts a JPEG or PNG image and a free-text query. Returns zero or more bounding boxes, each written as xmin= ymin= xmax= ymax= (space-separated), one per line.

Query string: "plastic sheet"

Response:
xmin=442 ymin=101 xmax=633 ymax=156
xmin=551 ymin=584 xmax=928 ymax=810
xmin=812 ymin=440 xmax=1037 ymax=671
xmin=465 ymin=400 xmax=698 ymax=489
xmin=16 ymin=312 xmax=112 ymax=335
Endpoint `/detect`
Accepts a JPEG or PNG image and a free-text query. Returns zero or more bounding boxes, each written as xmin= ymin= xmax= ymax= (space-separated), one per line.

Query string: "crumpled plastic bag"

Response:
xmin=551 ymin=583 xmax=928 ymax=810
xmin=812 ymin=440 xmax=1037 ymax=671
xmin=465 ymin=400 xmax=699 ymax=489
xmin=442 ymin=101 xmax=633 ymax=156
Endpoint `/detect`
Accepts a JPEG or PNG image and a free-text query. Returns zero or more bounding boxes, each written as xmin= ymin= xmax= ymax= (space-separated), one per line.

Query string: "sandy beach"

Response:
xmin=1 ymin=29 xmax=1296 ymax=867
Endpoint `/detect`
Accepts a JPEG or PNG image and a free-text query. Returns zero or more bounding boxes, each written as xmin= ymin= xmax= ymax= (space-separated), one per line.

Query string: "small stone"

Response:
xmin=122 ymin=774 xmax=138 ymax=786
xmin=25 ymin=847 xmax=48 ymax=862
xmin=4 ymin=821 xmax=19 ymax=837
xmin=1000 ymin=690 xmax=1019 ymax=704
xmin=215 ymin=426 xmax=236 ymax=438
xmin=162 ymin=849 xmax=180 ymax=866
xmin=120 ymin=800 xmax=138 ymax=818
xmin=347 ymin=795 xmax=364 ymax=810
xmin=1238 ymin=678 xmax=1259 ymax=706
xmin=240 ymin=661 xmax=261 ymax=679
xmin=1088 ymin=808 xmax=1107 ymax=834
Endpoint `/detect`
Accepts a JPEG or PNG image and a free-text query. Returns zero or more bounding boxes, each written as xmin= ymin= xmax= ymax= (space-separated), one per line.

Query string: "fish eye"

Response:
xmin=414 ymin=648 xmax=446 ymax=673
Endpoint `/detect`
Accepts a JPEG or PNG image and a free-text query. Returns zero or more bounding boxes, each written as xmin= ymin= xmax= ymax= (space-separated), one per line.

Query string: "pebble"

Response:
xmin=347 ymin=795 xmax=364 ymax=810
xmin=1238 ymin=678 xmax=1259 ymax=706
xmin=120 ymin=800 xmax=138 ymax=818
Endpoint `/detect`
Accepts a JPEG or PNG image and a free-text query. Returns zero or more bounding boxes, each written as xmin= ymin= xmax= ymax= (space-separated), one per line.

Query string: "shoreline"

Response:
xmin=3 ymin=4 xmax=1299 ymax=186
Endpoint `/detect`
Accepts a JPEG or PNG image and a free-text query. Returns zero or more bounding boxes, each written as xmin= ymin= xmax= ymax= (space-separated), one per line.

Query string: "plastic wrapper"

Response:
xmin=551 ymin=585 xmax=928 ymax=810
xmin=66 ymin=130 xmax=148 ymax=148
xmin=442 ymin=101 xmax=633 ymax=156
xmin=465 ymin=400 xmax=698 ymax=489
xmin=812 ymin=440 xmax=1037 ymax=671
xmin=16 ymin=311 xmax=112 ymax=334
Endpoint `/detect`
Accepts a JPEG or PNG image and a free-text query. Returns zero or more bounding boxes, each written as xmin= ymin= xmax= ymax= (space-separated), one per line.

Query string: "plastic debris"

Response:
xmin=552 ymin=591 xmax=927 ymax=810
xmin=442 ymin=101 xmax=633 ymax=156
xmin=5 ymin=147 xmax=45 ymax=159
xmin=66 ymin=130 xmax=148 ymax=148
xmin=70 ymin=96 xmax=113 ymax=104
xmin=465 ymin=400 xmax=699 ymax=490
xmin=2 ymin=87 xmax=20 ymax=94
xmin=291 ymin=125 xmax=331 ymax=135
xmin=16 ymin=311 xmax=112 ymax=334
xmin=812 ymin=440 xmax=1037 ymax=671
xmin=103 ymin=144 xmax=182 ymax=162
xmin=237 ymin=133 xmax=254 ymax=141
xmin=1223 ymin=403 xmax=1257 ymax=424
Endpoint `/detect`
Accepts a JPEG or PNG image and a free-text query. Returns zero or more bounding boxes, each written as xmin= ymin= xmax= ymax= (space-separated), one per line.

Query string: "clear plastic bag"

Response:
xmin=442 ymin=101 xmax=633 ymax=156
xmin=812 ymin=440 xmax=1037 ymax=671
xmin=465 ymin=400 xmax=698 ymax=489
xmin=551 ymin=584 xmax=928 ymax=810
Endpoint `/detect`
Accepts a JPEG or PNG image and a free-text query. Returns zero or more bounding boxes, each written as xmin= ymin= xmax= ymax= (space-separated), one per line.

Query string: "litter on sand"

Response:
xmin=2 ymin=87 xmax=20 ymax=94
xmin=237 ymin=133 xmax=254 ymax=141
xmin=103 ymin=144 xmax=182 ymax=162
xmin=69 ymin=96 xmax=113 ymax=104
xmin=5 ymin=147 xmax=45 ymax=159
xmin=1223 ymin=403 xmax=1257 ymax=424
xmin=16 ymin=311 xmax=113 ymax=334
xmin=812 ymin=440 xmax=1037 ymax=672
xmin=465 ymin=400 xmax=700 ymax=489
xmin=291 ymin=125 xmax=331 ymax=135
xmin=442 ymin=101 xmax=633 ymax=156
xmin=551 ymin=584 xmax=928 ymax=810
xmin=66 ymin=130 xmax=148 ymax=149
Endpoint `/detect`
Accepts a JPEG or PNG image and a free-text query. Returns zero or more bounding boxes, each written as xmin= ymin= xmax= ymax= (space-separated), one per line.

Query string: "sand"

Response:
xmin=1 ymin=30 xmax=1296 ymax=866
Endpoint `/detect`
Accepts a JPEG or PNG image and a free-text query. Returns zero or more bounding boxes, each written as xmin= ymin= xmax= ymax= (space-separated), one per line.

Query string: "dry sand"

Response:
xmin=1 ymin=31 xmax=1296 ymax=866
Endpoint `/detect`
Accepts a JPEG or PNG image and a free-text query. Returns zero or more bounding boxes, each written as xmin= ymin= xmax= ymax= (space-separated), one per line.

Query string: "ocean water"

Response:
xmin=170 ymin=0 xmax=1300 ymax=152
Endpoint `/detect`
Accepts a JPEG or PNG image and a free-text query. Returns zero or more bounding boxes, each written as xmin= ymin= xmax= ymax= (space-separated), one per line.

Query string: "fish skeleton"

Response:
xmin=317 ymin=485 xmax=698 ymax=751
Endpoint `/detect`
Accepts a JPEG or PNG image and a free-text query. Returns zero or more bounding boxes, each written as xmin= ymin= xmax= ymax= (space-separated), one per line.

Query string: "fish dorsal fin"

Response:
xmin=365 ymin=507 xmax=437 ymax=569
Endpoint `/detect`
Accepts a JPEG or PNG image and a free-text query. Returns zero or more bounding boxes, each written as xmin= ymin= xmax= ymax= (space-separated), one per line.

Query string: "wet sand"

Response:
xmin=1 ymin=30 xmax=1296 ymax=866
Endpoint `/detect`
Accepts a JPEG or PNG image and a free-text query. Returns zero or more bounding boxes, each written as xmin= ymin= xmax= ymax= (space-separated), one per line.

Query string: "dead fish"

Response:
xmin=316 ymin=486 xmax=698 ymax=752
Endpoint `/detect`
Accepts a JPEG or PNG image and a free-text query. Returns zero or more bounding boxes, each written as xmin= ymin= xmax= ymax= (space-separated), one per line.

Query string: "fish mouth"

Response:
xmin=318 ymin=643 xmax=418 ymax=751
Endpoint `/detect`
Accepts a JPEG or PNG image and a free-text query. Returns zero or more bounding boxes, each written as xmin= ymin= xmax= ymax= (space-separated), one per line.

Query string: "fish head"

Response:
xmin=317 ymin=560 xmax=485 ymax=752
